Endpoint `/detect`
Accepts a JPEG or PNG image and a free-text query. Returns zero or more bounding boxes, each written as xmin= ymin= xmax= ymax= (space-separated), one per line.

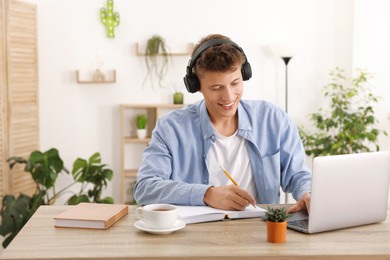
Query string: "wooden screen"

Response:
xmin=0 ymin=0 xmax=7 ymax=200
xmin=0 ymin=0 xmax=38 ymax=199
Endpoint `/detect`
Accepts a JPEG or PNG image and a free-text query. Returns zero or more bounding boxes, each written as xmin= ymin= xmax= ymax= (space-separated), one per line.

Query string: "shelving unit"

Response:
xmin=135 ymin=43 xmax=192 ymax=56
xmin=76 ymin=70 xmax=116 ymax=84
xmin=120 ymin=103 xmax=185 ymax=204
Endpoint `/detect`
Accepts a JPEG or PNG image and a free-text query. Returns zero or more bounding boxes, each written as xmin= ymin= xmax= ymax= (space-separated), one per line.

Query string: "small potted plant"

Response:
xmin=136 ymin=114 xmax=148 ymax=139
xmin=265 ymin=206 xmax=291 ymax=243
xmin=172 ymin=82 xmax=184 ymax=104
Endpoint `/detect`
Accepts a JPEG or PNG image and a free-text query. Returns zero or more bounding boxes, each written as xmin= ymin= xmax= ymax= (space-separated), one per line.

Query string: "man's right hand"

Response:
xmin=203 ymin=185 xmax=256 ymax=211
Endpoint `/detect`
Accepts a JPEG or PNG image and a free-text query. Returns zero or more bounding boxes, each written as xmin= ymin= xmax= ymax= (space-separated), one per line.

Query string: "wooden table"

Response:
xmin=1 ymin=205 xmax=389 ymax=260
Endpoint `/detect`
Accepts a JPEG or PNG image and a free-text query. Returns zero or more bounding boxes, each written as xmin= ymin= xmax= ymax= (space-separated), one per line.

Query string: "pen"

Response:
xmin=219 ymin=165 xmax=256 ymax=208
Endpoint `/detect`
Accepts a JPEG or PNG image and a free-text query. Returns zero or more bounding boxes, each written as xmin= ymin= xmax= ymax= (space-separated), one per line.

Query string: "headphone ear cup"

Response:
xmin=241 ymin=61 xmax=252 ymax=81
xmin=183 ymin=74 xmax=200 ymax=93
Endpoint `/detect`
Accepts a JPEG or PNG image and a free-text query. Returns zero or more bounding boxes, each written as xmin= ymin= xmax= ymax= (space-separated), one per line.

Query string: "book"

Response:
xmin=176 ymin=205 xmax=266 ymax=224
xmin=54 ymin=203 xmax=128 ymax=230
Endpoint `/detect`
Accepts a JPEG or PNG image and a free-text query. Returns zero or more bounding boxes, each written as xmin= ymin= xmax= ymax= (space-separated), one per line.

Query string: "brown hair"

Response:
xmin=191 ymin=34 xmax=246 ymax=78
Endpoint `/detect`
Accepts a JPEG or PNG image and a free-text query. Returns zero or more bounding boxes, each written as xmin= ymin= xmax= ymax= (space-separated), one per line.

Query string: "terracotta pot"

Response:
xmin=266 ymin=221 xmax=287 ymax=243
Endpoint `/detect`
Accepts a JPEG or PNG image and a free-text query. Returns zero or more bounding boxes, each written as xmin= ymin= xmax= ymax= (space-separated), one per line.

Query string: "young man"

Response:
xmin=134 ymin=34 xmax=311 ymax=214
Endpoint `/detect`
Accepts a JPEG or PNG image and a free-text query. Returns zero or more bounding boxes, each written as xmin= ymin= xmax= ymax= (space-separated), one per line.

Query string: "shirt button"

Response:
xmin=204 ymin=179 xmax=208 ymax=183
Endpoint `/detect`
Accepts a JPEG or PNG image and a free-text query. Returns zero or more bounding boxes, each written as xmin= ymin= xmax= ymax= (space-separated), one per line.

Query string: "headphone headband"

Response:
xmin=183 ymin=38 xmax=252 ymax=93
xmin=188 ymin=39 xmax=240 ymax=72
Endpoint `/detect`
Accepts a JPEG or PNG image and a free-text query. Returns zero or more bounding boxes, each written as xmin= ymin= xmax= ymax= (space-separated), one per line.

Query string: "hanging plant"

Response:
xmin=142 ymin=34 xmax=171 ymax=88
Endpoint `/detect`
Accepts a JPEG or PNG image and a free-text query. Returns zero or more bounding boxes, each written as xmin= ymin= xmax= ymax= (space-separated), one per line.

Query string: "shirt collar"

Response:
xmin=199 ymin=100 xmax=252 ymax=141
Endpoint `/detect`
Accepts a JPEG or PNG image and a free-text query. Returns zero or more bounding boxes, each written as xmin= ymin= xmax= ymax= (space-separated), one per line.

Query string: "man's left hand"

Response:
xmin=287 ymin=192 xmax=311 ymax=214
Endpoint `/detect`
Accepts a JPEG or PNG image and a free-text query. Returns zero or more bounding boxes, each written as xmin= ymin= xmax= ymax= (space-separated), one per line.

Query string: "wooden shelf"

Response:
xmin=76 ymin=70 xmax=116 ymax=84
xmin=124 ymin=169 xmax=138 ymax=178
xmin=135 ymin=43 xmax=192 ymax=56
xmin=124 ymin=137 xmax=151 ymax=143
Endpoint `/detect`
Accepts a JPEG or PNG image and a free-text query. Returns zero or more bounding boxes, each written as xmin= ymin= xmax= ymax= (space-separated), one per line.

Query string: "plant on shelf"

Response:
xmin=142 ymin=34 xmax=171 ymax=88
xmin=0 ymin=148 xmax=113 ymax=248
xmin=172 ymin=81 xmax=184 ymax=104
xmin=299 ymin=68 xmax=387 ymax=157
xmin=136 ymin=114 xmax=148 ymax=139
xmin=265 ymin=206 xmax=291 ymax=243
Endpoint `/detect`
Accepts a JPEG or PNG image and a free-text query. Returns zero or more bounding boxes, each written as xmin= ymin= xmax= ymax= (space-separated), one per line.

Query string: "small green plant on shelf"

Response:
xmin=172 ymin=81 xmax=184 ymax=104
xmin=265 ymin=206 xmax=291 ymax=222
xmin=136 ymin=114 xmax=148 ymax=129
xmin=299 ymin=67 xmax=387 ymax=157
xmin=136 ymin=114 xmax=148 ymax=139
xmin=0 ymin=148 xmax=113 ymax=248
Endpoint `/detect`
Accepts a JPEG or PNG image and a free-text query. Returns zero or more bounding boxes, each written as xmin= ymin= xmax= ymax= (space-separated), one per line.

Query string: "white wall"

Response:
xmin=28 ymin=0 xmax=390 ymax=203
xmin=353 ymin=0 xmax=390 ymax=151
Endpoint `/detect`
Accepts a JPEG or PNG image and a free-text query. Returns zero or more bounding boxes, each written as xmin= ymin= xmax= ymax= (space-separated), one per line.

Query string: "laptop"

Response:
xmin=287 ymin=151 xmax=390 ymax=234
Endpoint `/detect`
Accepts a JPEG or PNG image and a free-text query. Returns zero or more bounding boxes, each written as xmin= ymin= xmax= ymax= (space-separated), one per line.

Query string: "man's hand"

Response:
xmin=203 ymin=185 xmax=256 ymax=211
xmin=287 ymin=192 xmax=311 ymax=214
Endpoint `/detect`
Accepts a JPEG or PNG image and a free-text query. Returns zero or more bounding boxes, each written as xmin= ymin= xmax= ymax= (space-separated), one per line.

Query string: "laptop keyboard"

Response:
xmin=288 ymin=219 xmax=309 ymax=230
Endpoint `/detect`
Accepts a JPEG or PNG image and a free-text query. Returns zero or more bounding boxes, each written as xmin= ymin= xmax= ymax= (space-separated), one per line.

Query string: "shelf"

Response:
xmin=135 ymin=43 xmax=192 ymax=56
xmin=121 ymin=103 xmax=184 ymax=109
xmin=76 ymin=70 xmax=116 ymax=84
xmin=124 ymin=137 xmax=151 ymax=143
xmin=124 ymin=169 xmax=138 ymax=178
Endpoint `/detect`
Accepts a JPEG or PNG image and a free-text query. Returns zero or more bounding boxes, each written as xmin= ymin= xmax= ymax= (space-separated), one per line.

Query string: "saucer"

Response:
xmin=134 ymin=220 xmax=186 ymax=234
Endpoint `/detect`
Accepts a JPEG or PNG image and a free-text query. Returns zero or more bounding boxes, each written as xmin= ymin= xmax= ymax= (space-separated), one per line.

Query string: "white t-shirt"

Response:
xmin=206 ymin=130 xmax=258 ymax=201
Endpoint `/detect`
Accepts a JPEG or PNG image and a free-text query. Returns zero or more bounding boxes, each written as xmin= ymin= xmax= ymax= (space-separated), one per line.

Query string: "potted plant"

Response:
xmin=172 ymin=82 xmax=184 ymax=104
xmin=136 ymin=114 xmax=148 ymax=139
xmin=173 ymin=92 xmax=184 ymax=104
xmin=265 ymin=206 xmax=291 ymax=243
xmin=142 ymin=34 xmax=171 ymax=88
xmin=0 ymin=148 xmax=113 ymax=248
xmin=299 ymin=68 xmax=387 ymax=157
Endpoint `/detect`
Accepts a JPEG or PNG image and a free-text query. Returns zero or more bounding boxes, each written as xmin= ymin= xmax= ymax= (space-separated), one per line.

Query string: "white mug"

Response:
xmin=135 ymin=204 xmax=178 ymax=230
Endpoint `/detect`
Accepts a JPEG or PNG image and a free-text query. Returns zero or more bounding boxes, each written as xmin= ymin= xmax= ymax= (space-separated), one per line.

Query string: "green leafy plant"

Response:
xmin=142 ymin=34 xmax=171 ymax=88
xmin=265 ymin=206 xmax=291 ymax=222
xmin=299 ymin=68 xmax=387 ymax=157
xmin=0 ymin=148 xmax=113 ymax=248
xmin=136 ymin=114 xmax=148 ymax=129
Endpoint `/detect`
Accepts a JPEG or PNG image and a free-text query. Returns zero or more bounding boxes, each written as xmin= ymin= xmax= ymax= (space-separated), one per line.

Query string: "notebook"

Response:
xmin=288 ymin=151 xmax=390 ymax=234
xmin=176 ymin=205 xmax=266 ymax=224
xmin=54 ymin=203 xmax=128 ymax=229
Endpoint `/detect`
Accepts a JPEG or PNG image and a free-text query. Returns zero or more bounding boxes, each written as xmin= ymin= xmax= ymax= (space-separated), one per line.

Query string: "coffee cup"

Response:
xmin=135 ymin=204 xmax=178 ymax=230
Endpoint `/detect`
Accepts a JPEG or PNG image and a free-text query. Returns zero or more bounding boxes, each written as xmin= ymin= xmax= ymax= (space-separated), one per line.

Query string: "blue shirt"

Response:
xmin=134 ymin=99 xmax=312 ymax=205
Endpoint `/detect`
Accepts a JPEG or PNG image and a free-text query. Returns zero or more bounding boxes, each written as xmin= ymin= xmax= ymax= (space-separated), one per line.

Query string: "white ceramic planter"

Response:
xmin=136 ymin=129 xmax=147 ymax=139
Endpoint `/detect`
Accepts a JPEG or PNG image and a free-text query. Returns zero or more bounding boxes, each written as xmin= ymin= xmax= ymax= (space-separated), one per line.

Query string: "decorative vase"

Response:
xmin=266 ymin=221 xmax=287 ymax=243
xmin=173 ymin=92 xmax=184 ymax=104
xmin=136 ymin=129 xmax=147 ymax=139
xmin=93 ymin=69 xmax=106 ymax=82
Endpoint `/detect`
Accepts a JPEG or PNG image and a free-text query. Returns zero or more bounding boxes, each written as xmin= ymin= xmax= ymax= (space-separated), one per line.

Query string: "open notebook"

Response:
xmin=176 ymin=205 xmax=266 ymax=224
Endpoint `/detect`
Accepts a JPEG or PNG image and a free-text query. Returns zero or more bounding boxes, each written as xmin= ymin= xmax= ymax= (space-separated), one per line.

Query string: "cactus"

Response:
xmin=100 ymin=0 xmax=120 ymax=38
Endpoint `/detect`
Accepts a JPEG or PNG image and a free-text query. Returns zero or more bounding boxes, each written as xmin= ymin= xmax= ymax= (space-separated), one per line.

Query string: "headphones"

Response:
xmin=183 ymin=38 xmax=252 ymax=93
